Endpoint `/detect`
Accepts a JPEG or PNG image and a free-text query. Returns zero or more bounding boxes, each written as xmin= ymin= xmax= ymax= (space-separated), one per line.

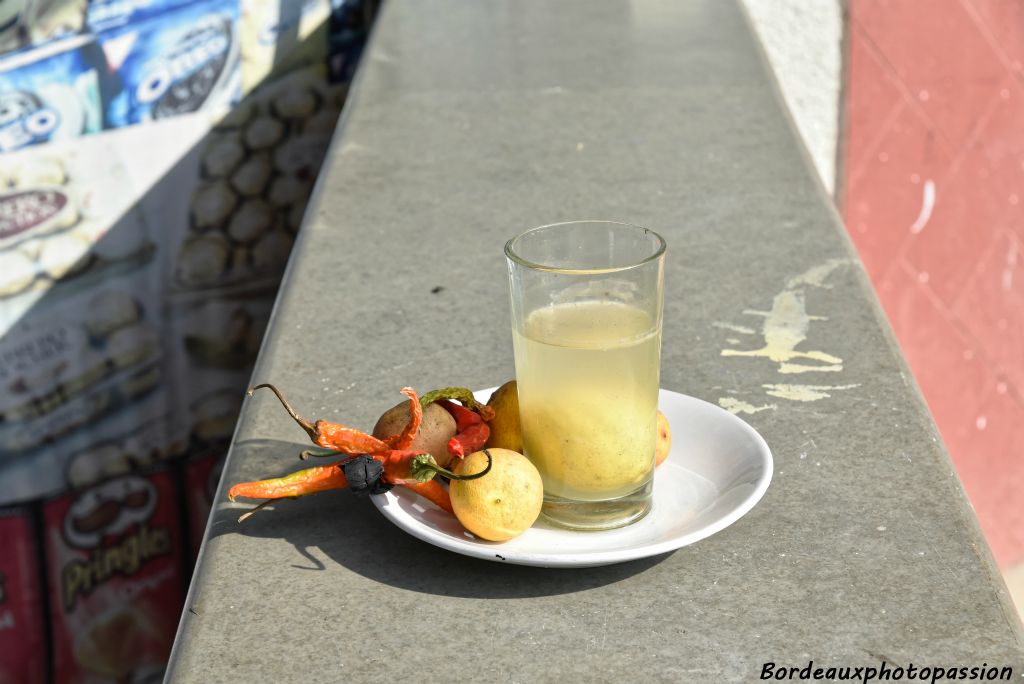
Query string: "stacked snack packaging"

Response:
xmin=0 ymin=507 xmax=47 ymax=684
xmin=94 ymin=0 xmax=241 ymax=127
xmin=0 ymin=0 xmax=381 ymax=679
xmin=0 ymin=282 xmax=164 ymax=457
xmin=161 ymin=62 xmax=343 ymax=561
xmin=44 ymin=465 xmax=183 ymax=683
xmin=0 ymin=34 xmax=105 ymax=151
xmin=39 ymin=386 xmax=186 ymax=681
xmin=85 ymin=0 xmax=199 ymax=32
xmin=183 ymin=449 xmax=224 ymax=561
xmin=0 ymin=133 xmax=155 ymax=324
xmin=164 ymin=64 xmax=343 ymax=296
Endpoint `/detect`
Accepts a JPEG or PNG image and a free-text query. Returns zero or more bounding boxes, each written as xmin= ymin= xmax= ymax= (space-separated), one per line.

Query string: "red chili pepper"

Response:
xmin=437 ymin=399 xmax=491 ymax=459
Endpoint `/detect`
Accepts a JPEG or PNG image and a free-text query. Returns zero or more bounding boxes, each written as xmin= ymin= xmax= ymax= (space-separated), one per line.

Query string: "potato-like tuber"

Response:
xmin=373 ymin=401 xmax=457 ymax=467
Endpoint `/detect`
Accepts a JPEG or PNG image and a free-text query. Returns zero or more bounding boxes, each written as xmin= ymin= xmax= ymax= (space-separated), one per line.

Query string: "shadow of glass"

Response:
xmin=210 ymin=438 xmax=672 ymax=599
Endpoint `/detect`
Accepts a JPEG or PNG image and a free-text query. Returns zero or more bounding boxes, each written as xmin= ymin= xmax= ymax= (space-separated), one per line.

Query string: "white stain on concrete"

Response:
xmin=721 ymin=258 xmax=851 ymax=374
xmin=713 ymin=321 xmax=756 ymax=335
xmin=910 ymin=179 xmax=936 ymax=234
xmin=777 ymin=361 xmax=843 ymax=374
xmin=718 ymin=259 xmax=860 ymax=408
xmin=785 ymin=258 xmax=849 ymax=289
xmin=718 ymin=397 xmax=778 ymax=415
xmin=763 ymin=383 xmax=860 ymax=401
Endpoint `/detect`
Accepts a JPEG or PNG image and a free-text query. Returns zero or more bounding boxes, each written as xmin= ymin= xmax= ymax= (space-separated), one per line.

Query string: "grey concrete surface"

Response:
xmin=166 ymin=1 xmax=1024 ymax=681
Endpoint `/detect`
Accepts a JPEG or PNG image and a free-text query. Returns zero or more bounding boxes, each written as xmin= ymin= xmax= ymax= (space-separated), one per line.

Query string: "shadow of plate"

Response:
xmin=208 ymin=438 xmax=672 ymax=598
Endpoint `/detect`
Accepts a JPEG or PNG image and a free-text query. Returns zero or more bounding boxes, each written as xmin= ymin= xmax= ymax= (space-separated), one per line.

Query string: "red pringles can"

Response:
xmin=43 ymin=468 xmax=183 ymax=683
xmin=184 ymin=450 xmax=225 ymax=563
xmin=0 ymin=506 xmax=47 ymax=684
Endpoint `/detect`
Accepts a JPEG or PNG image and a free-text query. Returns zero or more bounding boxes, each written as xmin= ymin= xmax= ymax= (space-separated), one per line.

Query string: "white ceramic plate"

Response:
xmin=370 ymin=388 xmax=773 ymax=568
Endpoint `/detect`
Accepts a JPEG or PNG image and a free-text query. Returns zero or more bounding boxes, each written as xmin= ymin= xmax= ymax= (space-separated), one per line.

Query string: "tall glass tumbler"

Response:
xmin=505 ymin=221 xmax=666 ymax=530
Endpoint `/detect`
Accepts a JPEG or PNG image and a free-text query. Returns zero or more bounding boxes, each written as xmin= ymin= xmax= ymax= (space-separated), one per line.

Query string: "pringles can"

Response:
xmin=0 ymin=505 xmax=47 ymax=684
xmin=43 ymin=465 xmax=183 ymax=683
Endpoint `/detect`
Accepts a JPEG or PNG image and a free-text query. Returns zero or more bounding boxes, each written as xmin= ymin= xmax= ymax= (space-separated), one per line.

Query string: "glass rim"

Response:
xmin=504 ymin=220 xmax=667 ymax=275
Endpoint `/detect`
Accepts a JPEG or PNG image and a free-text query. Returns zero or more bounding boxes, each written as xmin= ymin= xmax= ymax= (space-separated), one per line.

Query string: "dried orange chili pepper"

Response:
xmin=380 ymin=388 xmax=422 ymax=449
xmin=400 ymin=481 xmax=454 ymax=514
xmin=233 ymin=384 xmax=496 ymax=521
xmin=229 ymin=450 xmax=492 ymax=518
xmin=248 ymin=383 xmax=420 ymax=453
xmin=228 ymin=462 xmax=348 ymax=501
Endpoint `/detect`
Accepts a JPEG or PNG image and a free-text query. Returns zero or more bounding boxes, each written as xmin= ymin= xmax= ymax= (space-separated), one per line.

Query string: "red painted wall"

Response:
xmin=843 ymin=0 xmax=1024 ymax=567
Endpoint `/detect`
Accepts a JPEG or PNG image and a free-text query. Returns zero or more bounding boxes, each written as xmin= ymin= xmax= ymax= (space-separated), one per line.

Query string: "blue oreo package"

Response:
xmin=0 ymin=34 xmax=106 ymax=152
xmin=86 ymin=0 xmax=200 ymax=33
xmin=100 ymin=0 xmax=240 ymax=127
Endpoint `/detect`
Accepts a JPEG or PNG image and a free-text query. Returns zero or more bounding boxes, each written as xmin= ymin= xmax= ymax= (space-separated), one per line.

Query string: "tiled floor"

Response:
xmin=842 ymin=0 xmax=1024 ymax=595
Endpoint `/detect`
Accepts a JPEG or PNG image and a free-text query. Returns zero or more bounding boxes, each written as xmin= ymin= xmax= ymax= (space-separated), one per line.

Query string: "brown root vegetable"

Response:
xmin=373 ymin=401 xmax=457 ymax=467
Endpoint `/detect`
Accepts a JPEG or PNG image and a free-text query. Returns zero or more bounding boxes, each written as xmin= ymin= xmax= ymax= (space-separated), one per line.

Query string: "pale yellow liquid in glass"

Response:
xmin=513 ymin=300 xmax=660 ymax=502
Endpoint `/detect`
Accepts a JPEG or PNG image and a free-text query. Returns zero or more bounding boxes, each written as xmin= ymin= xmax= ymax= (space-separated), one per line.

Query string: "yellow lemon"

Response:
xmin=450 ymin=448 xmax=543 ymax=541
xmin=484 ymin=380 xmax=522 ymax=452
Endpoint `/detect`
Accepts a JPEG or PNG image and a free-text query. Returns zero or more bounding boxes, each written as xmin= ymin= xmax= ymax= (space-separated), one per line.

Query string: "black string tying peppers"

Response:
xmin=341 ymin=455 xmax=394 ymax=495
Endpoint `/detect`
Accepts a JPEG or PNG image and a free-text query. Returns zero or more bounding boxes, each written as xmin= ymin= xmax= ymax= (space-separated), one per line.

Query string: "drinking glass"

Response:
xmin=505 ymin=220 xmax=666 ymax=530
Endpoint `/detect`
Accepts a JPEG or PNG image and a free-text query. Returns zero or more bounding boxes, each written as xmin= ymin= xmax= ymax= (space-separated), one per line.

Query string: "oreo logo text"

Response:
xmin=0 ymin=91 xmax=60 ymax=151
xmin=135 ymin=23 xmax=229 ymax=105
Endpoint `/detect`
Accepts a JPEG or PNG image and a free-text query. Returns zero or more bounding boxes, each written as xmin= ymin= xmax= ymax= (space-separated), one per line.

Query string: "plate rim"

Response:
xmin=370 ymin=387 xmax=774 ymax=567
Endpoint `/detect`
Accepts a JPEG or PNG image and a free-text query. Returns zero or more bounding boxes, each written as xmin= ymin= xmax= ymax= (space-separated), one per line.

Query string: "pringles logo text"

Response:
xmin=61 ymin=523 xmax=170 ymax=611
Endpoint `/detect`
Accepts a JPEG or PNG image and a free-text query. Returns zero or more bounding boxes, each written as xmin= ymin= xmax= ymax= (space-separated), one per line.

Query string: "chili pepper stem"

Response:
xmin=237 ymin=498 xmax=285 ymax=523
xmin=249 ymin=383 xmax=318 ymax=442
xmin=409 ymin=449 xmax=493 ymax=482
xmin=420 ymin=387 xmax=496 ymax=421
